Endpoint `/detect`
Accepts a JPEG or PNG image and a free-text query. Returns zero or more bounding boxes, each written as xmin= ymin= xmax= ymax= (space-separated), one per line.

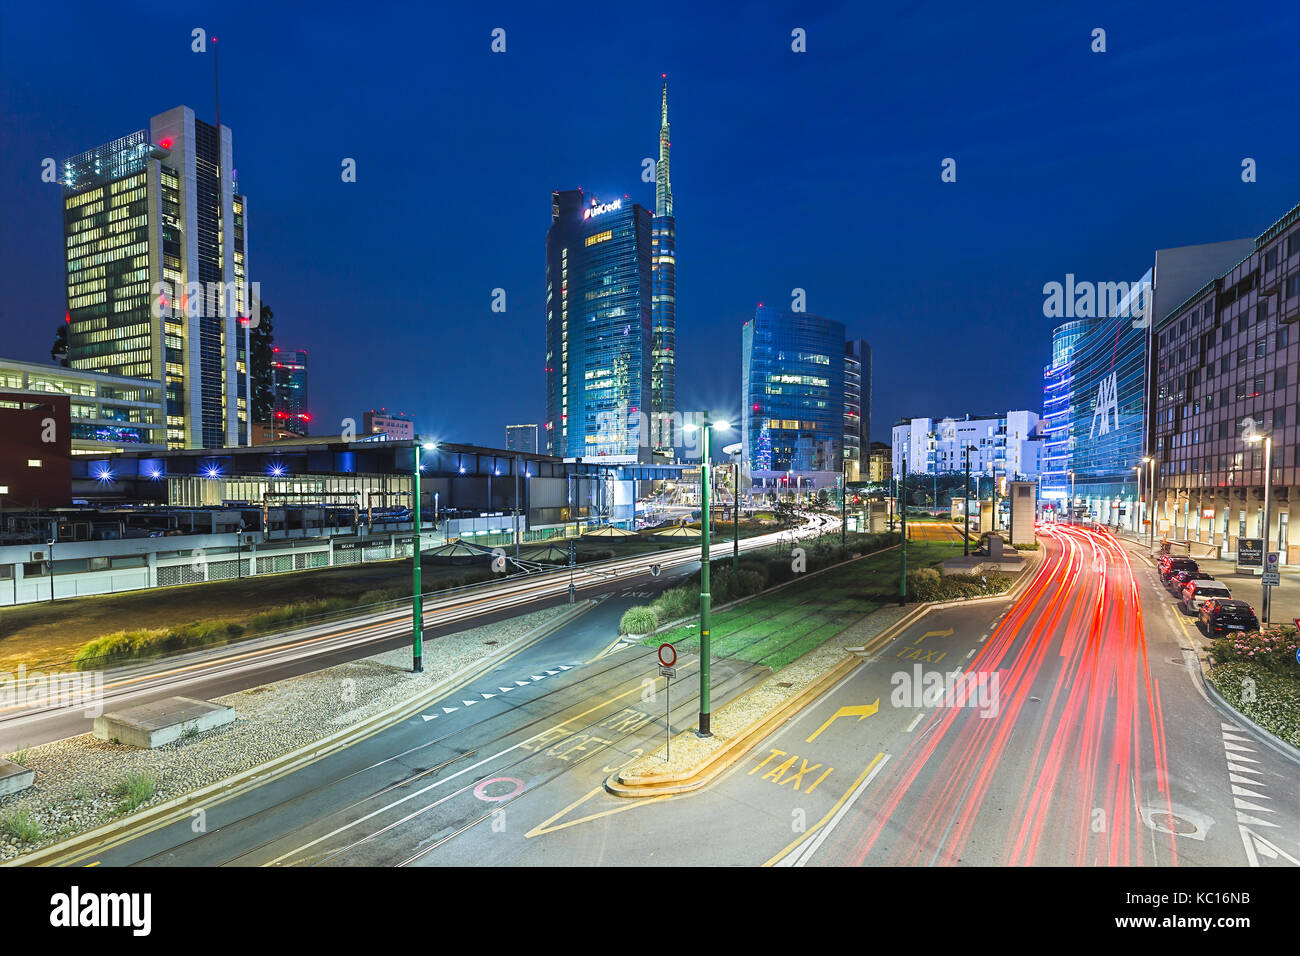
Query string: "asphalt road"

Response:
xmin=0 ymin=516 xmax=836 ymax=751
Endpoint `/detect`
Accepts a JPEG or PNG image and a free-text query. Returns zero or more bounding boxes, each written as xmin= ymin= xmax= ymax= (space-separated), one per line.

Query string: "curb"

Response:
xmin=603 ymin=538 xmax=1047 ymax=798
xmin=1199 ymin=665 xmax=1300 ymax=767
xmin=605 ymin=653 xmax=860 ymax=797
xmin=5 ymin=599 xmax=596 ymax=867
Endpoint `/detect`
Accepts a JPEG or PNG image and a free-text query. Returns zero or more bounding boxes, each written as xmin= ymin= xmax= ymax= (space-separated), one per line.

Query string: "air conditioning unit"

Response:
xmin=30 ymin=550 xmax=46 ymax=562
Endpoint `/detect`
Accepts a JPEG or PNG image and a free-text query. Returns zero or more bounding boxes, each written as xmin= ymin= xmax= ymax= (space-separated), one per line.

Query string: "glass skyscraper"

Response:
xmin=61 ymin=106 xmax=252 ymax=450
xmin=271 ymin=349 xmax=309 ymax=436
xmin=650 ymin=78 xmax=676 ymax=461
xmin=1041 ymin=319 xmax=1088 ymax=502
xmin=741 ymin=307 xmax=847 ymax=475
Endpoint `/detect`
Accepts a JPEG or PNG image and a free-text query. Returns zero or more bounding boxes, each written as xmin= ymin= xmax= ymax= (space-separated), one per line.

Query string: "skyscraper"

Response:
xmin=271 ymin=348 xmax=309 ymax=436
xmin=650 ymin=77 xmax=677 ymax=460
xmin=506 ymin=424 xmax=539 ymax=454
xmin=741 ymin=306 xmax=847 ymax=477
xmin=61 ymin=106 xmax=252 ymax=450
xmin=844 ymin=339 xmax=871 ymax=480
xmin=545 ymin=190 xmax=653 ymax=460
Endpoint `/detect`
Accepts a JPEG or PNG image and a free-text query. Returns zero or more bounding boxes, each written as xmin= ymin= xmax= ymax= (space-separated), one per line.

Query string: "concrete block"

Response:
xmin=93 ymin=696 xmax=234 ymax=749
xmin=0 ymin=759 xmax=35 ymax=796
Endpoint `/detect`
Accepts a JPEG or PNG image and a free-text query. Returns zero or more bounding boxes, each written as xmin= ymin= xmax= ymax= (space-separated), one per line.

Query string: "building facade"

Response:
xmin=544 ymin=189 xmax=654 ymax=461
xmin=867 ymin=441 xmax=890 ymax=482
xmin=650 ymin=79 xmax=677 ymax=461
xmin=365 ymin=408 xmax=414 ymax=441
xmin=742 ymin=306 xmax=847 ymax=481
xmin=1040 ymin=320 xmax=1088 ymax=505
xmin=844 ymin=339 xmax=871 ymax=481
xmin=891 ymin=412 xmax=1042 ymax=478
xmin=1148 ymin=203 xmax=1300 ymax=562
xmin=271 ymin=349 xmax=309 ymax=436
xmin=505 ymin=423 xmax=539 ymax=454
xmin=0 ymin=358 xmax=164 ymax=454
xmin=61 ymin=106 xmax=252 ymax=450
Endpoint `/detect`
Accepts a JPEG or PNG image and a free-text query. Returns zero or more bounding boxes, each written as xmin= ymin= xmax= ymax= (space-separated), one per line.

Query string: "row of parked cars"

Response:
xmin=1157 ymin=554 xmax=1260 ymax=635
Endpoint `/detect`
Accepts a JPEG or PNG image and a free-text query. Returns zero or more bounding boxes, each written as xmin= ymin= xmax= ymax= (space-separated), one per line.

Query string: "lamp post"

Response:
xmin=1245 ymin=431 xmax=1273 ymax=625
xmin=684 ymin=414 xmax=730 ymax=737
xmin=898 ymin=453 xmax=908 ymax=605
xmin=1133 ymin=464 xmax=1142 ymax=537
xmin=840 ymin=458 xmax=847 ymax=547
xmin=411 ymin=440 xmax=437 ymax=673
xmin=1067 ymin=469 xmax=1075 ymax=526
xmin=1143 ymin=456 xmax=1156 ymax=552
xmin=963 ymin=445 xmax=971 ymax=556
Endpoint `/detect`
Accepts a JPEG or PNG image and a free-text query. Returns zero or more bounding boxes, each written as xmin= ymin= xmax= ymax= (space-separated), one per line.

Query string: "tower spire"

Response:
xmin=656 ymin=74 xmax=672 ymax=218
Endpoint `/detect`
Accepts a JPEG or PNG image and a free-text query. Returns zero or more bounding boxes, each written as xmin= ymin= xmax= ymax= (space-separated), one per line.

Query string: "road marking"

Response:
xmin=979 ymin=633 xmax=989 ymax=642
xmin=805 ymin=700 xmax=880 ymax=743
xmin=904 ymin=712 xmax=925 ymax=732
xmin=421 ymin=714 xmax=437 ymax=722
xmin=912 ymin=627 xmax=954 ymax=645
xmin=765 ymin=752 xmax=889 ymax=867
xmin=442 ymin=706 xmax=458 ymax=714
xmin=965 ymin=648 xmax=976 ymax=660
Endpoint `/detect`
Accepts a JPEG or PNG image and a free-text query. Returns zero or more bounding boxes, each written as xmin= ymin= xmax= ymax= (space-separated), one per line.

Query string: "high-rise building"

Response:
xmin=650 ymin=77 xmax=677 ymax=461
xmin=365 ymin=408 xmax=414 ymax=440
xmin=892 ymin=412 xmax=1043 ymax=478
xmin=61 ymin=106 xmax=252 ymax=450
xmin=844 ymin=339 xmax=871 ymax=481
xmin=506 ymin=423 xmax=539 ymax=454
xmin=271 ymin=348 xmax=309 ymax=436
xmin=544 ymin=189 xmax=654 ymax=461
xmin=1041 ymin=320 xmax=1088 ymax=505
xmin=742 ymin=307 xmax=847 ymax=480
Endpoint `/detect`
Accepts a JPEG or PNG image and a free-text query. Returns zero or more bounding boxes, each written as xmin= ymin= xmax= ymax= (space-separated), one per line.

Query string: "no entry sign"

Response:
xmin=658 ymin=643 xmax=677 ymax=668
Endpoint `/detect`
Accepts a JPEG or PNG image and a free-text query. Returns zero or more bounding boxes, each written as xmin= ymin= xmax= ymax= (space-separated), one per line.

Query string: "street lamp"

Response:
xmin=682 ymin=414 xmax=731 ymax=737
xmin=1143 ymin=455 xmax=1156 ymax=552
xmin=412 ymin=439 xmax=438 ymax=673
xmin=723 ymin=441 xmax=743 ymax=571
xmin=1245 ymin=430 xmax=1273 ymax=625
xmin=1067 ymin=469 xmax=1075 ymax=527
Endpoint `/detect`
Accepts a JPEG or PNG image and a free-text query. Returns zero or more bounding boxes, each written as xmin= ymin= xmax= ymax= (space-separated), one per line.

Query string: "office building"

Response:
xmin=844 ymin=339 xmax=871 ymax=481
xmin=0 ymin=357 xmax=165 ymax=454
xmin=650 ymin=78 xmax=677 ymax=461
xmin=892 ymin=412 xmax=1043 ymax=478
xmin=363 ymin=409 xmax=414 ymax=441
xmin=867 ymin=442 xmax=890 ymax=482
xmin=544 ymin=188 xmax=653 ymax=461
xmin=505 ymin=423 xmax=539 ymax=454
xmin=271 ymin=348 xmax=309 ymax=436
xmin=742 ymin=306 xmax=847 ymax=487
xmin=61 ymin=106 xmax=252 ymax=450
xmin=1067 ymin=237 xmax=1255 ymax=530
xmin=1040 ymin=320 xmax=1087 ymax=505
xmin=1148 ymin=203 xmax=1300 ymax=561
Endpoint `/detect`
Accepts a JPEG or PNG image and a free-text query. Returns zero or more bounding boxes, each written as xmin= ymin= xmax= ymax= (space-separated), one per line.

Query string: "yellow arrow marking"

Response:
xmin=913 ymin=627 xmax=954 ymax=645
xmin=806 ymin=699 xmax=879 ymax=743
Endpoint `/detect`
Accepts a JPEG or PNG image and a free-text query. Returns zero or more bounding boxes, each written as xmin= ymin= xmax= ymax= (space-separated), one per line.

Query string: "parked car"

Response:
xmin=1170 ymin=568 xmax=1212 ymax=590
xmin=1181 ymin=579 xmax=1231 ymax=614
xmin=1160 ymin=557 xmax=1199 ymax=586
xmin=1198 ymin=598 xmax=1260 ymax=636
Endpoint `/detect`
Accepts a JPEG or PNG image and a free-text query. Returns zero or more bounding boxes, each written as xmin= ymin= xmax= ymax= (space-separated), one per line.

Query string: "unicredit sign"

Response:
xmin=583 ymin=199 xmax=622 ymax=220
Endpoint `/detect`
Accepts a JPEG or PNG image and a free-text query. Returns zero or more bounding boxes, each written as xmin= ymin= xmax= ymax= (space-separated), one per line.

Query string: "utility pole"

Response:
xmin=840 ymin=459 xmax=847 ymax=547
xmin=732 ymin=460 xmax=740 ymax=572
xmin=411 ymin=441 xmax=430 ymax=672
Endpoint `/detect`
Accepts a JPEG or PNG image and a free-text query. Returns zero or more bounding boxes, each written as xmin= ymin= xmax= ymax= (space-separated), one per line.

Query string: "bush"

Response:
xmin=1208 ymin=660 xmax=1300 ymax=747
xmin=112 ymin=771 xmax=157 ymax=814
xmin=652 ymin=586 xmax=697 ymax=623
xmin=619 ymin=606 xmax=659 ymax=636
xmin=73 ymin=620 xmax=245 ymax=669
xmin=1208 ymin=625 xmax=1300 ymax=673
xmin=907 ymin=568 xmax=1012 ymax=602
xmin=0 ymin=810 xmax=44 ymax=844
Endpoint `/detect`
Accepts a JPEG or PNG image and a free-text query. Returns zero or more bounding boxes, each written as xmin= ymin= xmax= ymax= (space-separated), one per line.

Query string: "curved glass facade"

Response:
xmin=741 ymin=307 xmax=846 ymax=473
xmin=1041 ymin=319 xmax=1088 ymax=500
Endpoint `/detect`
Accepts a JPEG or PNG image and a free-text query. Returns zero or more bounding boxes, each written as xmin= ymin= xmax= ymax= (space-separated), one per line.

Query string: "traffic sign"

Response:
xmin=659 ymin=665 xmax=677 ymax=678
xmin=1264 ymin=551 xmax=1280 ymax=585
xmin=657 ymin=643 xmax=677 ymax=668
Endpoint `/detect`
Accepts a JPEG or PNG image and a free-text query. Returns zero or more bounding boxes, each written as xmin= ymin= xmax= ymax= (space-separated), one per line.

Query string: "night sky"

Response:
xmin=2 ymin=1 xmax=1296 ymax=448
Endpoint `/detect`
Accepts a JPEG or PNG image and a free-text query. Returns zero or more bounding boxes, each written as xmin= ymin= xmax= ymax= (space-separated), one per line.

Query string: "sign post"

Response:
xmin=658 ymin=643 xmax=677 ymax=762
xmin=1263 ymin=551 xmax=1280 ymax=624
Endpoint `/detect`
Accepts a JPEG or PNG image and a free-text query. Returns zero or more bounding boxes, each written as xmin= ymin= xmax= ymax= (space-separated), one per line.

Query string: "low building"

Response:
xmin=891 ymin=411 xmax=1043 ymax=479
xmin=364 ymin=408 xmax=414 ymax=441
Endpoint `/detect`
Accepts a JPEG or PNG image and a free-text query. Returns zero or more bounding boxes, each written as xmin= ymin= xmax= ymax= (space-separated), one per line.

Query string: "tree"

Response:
xmin=51 ymin=321 xmax=69 ymax=366
xmin=250 ymin=303 xmax=276 ymax=422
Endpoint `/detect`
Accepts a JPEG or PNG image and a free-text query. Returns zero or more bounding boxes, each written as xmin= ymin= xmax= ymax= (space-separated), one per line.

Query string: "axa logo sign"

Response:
xmin=1090 ymin=372 xmax=1119 ymax=438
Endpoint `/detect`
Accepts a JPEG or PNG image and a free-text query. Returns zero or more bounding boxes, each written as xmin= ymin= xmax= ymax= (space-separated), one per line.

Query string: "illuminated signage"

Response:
xmin=583 ymin=199 xmax=622 ymax=220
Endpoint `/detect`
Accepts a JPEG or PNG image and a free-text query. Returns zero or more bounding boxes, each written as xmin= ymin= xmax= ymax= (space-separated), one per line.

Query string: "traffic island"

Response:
xmin=93 ymin=697 xmax=235 ymax=749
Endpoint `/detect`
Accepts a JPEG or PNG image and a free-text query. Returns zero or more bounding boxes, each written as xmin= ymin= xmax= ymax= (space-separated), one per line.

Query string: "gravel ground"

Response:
xmin=0 ymin=604 xmax=569 ymax=862
xmin=623 ymin=604 xmax=911 ymax=779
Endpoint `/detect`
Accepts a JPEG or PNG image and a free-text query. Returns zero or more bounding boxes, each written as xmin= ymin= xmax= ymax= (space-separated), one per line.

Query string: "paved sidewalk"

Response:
xmin=1114 ymin=528 xmax=1300 ymax=626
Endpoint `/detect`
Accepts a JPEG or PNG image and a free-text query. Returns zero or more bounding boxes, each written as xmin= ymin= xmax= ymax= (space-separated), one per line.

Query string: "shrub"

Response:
xmin=1208 ymin=625 xmax=1300 ymax=673
xmin=112 ymin=771 xmax=157 ymax=814
xmin=652 ymin=586 xmax=697 ymax=623
xmin=0 ymin=810 xmax=44 ymax=844
xmin=907 ymin=568 xmax=1012 ymax=602
xmin=1208 ymin=660 xmax=1300 ymax=747
xmin=72 ymin=620 xmax=244 ymax=669
xmin=619 ymin=606 xmax=659 ymax=636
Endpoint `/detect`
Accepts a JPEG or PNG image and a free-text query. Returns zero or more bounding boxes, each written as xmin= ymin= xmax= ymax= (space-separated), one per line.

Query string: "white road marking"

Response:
xmin=905 ymin=713 xmax=925 ymax=732
xmin=965 ymin=648 xmax=976 ymax=660
xmin=776 ymin=754 xmax=893 ymax=867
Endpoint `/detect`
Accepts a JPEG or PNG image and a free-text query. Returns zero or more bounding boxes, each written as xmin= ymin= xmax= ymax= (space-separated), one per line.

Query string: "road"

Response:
xmin=0 ymin=516 xmax=837 ymax=751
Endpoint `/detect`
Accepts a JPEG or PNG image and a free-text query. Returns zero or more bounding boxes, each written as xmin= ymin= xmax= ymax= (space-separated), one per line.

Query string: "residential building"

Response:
xmin=891 ymin=412 xmax=1042 ymax=478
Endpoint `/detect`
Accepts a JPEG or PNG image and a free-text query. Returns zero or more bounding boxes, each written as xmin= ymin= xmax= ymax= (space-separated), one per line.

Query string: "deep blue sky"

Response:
xmin=2 ymin=1 xmax=1296 ymax=447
